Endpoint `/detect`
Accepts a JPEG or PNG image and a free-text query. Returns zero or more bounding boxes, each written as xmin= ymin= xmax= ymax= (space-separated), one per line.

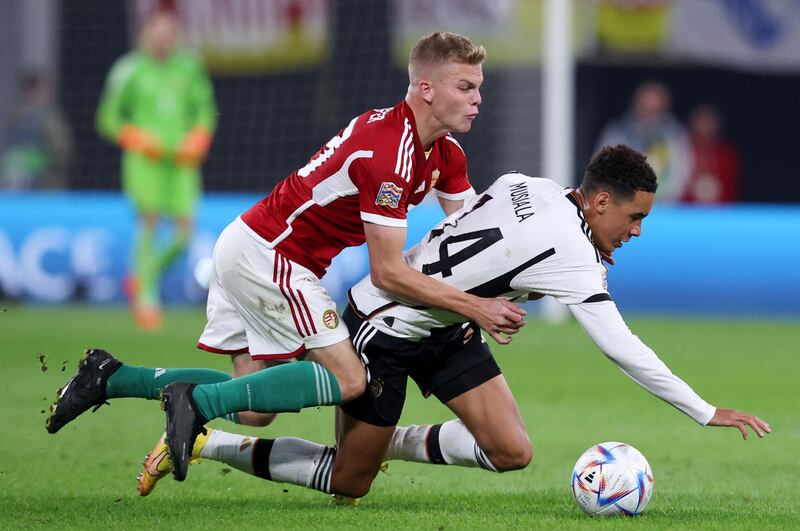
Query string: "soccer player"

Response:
xmin=145 ymin=145 xmax=769 ymax=499
xmin=47 ymin=31 xmax=526 ymax=483
xmin=96 ymin=9 xmax=217 ymax=330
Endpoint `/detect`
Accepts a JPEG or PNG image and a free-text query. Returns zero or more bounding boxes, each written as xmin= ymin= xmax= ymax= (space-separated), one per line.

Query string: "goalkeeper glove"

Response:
xmin=118 ymin=124 xmax=163 ymax=161
xmin=175 ymin=127 xmax=213 ymax=167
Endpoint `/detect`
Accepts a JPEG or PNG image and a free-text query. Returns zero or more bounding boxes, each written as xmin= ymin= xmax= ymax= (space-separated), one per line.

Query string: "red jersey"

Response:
xmin=682 ymin=139 xmax=740 ymax=203
xmin=241 ymin=101 xmax=474 ymax=277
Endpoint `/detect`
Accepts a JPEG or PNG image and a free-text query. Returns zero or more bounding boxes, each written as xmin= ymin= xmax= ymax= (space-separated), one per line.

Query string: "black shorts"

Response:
xmin=341 ymin=305 xmax=501 ymax=427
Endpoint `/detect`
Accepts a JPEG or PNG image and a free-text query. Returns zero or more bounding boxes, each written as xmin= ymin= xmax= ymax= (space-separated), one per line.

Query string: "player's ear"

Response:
xmin=419 ymin=79 xmax=434 ymax=105
xmin=594 ymin=191 xmax=611 ymax=214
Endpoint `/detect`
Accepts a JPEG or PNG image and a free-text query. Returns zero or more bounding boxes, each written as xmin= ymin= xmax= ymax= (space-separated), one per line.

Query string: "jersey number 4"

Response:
xmin=422 ymin=194 xmax=502 ymax=278
xmin=422 ymin=228 xmax=503 ymax=277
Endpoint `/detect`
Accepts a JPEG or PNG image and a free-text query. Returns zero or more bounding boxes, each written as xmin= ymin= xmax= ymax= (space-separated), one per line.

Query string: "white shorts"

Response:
xmin=197 ymin=217 xmax=350 ymax=360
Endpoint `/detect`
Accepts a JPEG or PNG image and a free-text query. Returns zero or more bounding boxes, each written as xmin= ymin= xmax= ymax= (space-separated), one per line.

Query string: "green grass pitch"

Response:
xmin=1 ymin=305 xmax=797 ymax=529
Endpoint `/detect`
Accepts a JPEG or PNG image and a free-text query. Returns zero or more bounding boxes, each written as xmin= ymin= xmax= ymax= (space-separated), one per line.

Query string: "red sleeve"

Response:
xmin=352 ymin=159 xmax=412 ymax=227
xmin=434 ymin=135 xmax=474 ymax=199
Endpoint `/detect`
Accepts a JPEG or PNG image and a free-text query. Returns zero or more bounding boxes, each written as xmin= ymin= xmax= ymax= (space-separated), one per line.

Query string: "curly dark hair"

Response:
xmin=580 ymin=145 xmax=657 ymax=201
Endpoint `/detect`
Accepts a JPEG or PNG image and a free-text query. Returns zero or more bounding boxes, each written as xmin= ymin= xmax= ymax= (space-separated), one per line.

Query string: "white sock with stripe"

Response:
xmin=269 ymin=438 xmax=336 ymax=493
xmin=199 ymin=429 xmax=336 ymax=493
xmin=386 ymin=420 xmax=498 ymax=472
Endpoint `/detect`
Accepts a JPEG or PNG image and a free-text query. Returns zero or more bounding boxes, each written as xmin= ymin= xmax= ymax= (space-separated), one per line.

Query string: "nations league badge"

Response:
xmin=375 ymin=181 xmax=403 ymax=208
xmin=322 ymin=309 xmax=339 ymax=329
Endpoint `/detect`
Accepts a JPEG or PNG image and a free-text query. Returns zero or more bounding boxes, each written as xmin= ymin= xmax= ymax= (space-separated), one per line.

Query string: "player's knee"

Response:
xmin=336 ymin=365 xmax=367 ymax=402
xmin=334 ymin=480 xmax=372 ymax=499
xmin=237 ymin=411 xmax=278 ymax=427
xmin=331 ymin=471 xmax=374 ymax=498
xmin=489 ymin=439 xmax=533 ymax=472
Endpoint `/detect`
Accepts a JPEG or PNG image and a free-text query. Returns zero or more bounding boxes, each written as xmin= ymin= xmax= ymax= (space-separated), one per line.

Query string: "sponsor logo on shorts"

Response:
xmin=322 ymin=309 xmax=339 ymax=329
xmin=375 ymin=181 xmax=403 ymax=208
xmin=370 ymin=378 xmax=383 ymax=398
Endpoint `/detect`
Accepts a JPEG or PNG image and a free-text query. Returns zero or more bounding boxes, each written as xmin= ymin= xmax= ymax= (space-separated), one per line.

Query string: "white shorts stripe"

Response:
xmin=296 ymin=290 xmax=317 ymax=335
xmin=283 ymin=257 xmax=313 ymax=336
xmin=353 ymin=320 xmax=378 ymax=358
xmin=277 ymin=255 xmax=307 ymax=337
xmin=352 ymin=320 xmax=371 ymax=353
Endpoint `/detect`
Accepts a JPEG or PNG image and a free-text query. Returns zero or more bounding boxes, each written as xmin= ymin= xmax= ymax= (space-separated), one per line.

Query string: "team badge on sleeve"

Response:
xmin=322 ymin=309 xmax=340 ymax=329
xmin=375 ymin=182 xmax=403 ymax=208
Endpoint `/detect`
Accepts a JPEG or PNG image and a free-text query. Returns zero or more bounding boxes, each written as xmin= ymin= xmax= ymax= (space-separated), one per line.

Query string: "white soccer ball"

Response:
xmin=571 ymin=441 xmax=654 ymax=516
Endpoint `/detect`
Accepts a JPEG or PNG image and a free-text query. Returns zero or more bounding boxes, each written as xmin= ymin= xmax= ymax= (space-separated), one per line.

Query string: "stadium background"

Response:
xmin=1 ymin=2 xmax=799 ymax=528
xmin=0 ymin=0 xmax=798 ymax=312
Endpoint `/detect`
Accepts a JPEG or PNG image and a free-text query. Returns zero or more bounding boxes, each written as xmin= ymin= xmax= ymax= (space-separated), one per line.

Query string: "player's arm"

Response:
xmin=95 ymin=59 xmax=129 ymax=143
xmin=96 ymin=56 xmax=162 ymax=160
xmin=568 ymin=300 xmax=770 ymax=439
xmin=176 ymin=58 xmax=217 ymax=167
xmin=437 ymin=196 xmax=465 ymax=216
xmin=363 ymin=222 xmax=525 ymax=344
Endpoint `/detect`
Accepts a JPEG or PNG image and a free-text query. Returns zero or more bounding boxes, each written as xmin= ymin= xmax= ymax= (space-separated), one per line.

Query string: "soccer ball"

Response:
xmin=571 ymin=441 xmax=654 ymax=516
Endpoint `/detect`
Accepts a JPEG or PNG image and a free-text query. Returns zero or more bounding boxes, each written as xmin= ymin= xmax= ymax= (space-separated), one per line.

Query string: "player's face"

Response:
xmin=142 ymin=13 xmax=178 ymax=60
xmin=429 ymin=62 xmax=483 ymax=133
xmin=591 ymin=190 xmax=655 ymax=257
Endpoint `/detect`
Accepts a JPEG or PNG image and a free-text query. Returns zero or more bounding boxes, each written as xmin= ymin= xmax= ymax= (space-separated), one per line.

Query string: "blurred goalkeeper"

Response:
xmin=96 ymin=8 xmax=217 ymax=330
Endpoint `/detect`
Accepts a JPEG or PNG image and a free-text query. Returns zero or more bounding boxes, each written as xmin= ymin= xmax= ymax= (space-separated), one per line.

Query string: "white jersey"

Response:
xmin=350 ymin=174 xmax=607 ymax=337
xmin=349 ymin=173 xmax=717 ymax=425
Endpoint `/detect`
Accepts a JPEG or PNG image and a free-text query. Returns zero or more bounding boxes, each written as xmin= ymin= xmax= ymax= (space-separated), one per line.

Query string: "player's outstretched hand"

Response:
xmin=708 ymin=408 xmax=771 ymax=440
xmin=471 ymin=297 xmax=526 ymax=345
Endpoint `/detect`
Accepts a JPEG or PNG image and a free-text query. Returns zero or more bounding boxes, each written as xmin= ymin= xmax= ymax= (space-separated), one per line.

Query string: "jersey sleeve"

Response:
xmin=354 ymin=160 xmax=413 ymax=228
xmin=512 ymin=261 xmax=610 ymax=305
xmin=187 ymin=55 xmax=218 ymax=133
xmin=96 ymin=54 xmax=137 ymax=142
xmin=569 ymin=300 xmax=717 ymax=425
xmin=434 ymin=135 xmax=475 ymax=200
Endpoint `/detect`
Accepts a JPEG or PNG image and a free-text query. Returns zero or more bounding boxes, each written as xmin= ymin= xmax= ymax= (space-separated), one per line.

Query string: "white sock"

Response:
xmin=386 ymin=420 xmax=497 ymax=472
xmin=384 ymin=424 xmax=431 ymax=462
xmin=269 ymin=437 xmax=335 ymax=492
xmin=199 ymin=429 xmax=256 ymax=474
xmin=438 ymin=419 xmax=497 ymax=471
xmin=201 ymin=430 xmax=336 ymax=493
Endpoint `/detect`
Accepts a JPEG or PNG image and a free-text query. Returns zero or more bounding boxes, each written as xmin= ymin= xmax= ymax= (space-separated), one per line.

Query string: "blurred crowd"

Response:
xmin=0 ymin=10 xmax=742 ymax=206
xmin=0 ymin=71 xmax=73 ymax=190
xmin=0 ymin=70 xmax=743 ymax=206
xmin=596 ymin=80 xmax=741 ymax=204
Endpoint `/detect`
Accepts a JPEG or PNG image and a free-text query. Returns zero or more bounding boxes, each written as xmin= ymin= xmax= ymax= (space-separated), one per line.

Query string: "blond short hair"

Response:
xmin=408 ymin=32 xmax=486 ymax=82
